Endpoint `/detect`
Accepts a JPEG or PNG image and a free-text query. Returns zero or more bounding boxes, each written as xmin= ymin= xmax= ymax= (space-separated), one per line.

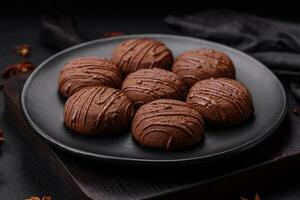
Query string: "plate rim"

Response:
xmin=21 ymin=34 xmax=288 ymax=164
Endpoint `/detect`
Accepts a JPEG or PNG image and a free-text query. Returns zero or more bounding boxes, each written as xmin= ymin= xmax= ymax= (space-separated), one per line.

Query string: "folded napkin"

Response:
xmin=165 ymin=9 xmax=300 ymax=103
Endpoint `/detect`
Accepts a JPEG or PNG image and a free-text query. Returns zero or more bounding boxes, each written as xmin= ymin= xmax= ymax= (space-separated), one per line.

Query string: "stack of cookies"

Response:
xmin=58 ymin=38 xmax=254 ymax=150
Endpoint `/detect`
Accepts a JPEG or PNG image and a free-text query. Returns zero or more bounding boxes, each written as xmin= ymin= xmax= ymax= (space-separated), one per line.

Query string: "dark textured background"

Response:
xmin=1 ymin=8 xmax=300 ymax=199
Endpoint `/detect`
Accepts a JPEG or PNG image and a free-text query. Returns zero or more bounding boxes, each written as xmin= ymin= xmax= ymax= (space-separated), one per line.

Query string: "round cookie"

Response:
xmin=186 ymin=78 xmax=254 ymax=125
xmin=59 ymin=57 xmax=123 ymax=97
xmin=132 ymin=99 xmax=204 ymax=150
xmin=64 ymin=86 xmax=135 ymax=135
xmin=172 ymin=48 xmax=235 ymax=87
xmin=121 ymin=68 xmax=188 ymax=108
xmin=112 ymin=38 xmax=173 ymax=75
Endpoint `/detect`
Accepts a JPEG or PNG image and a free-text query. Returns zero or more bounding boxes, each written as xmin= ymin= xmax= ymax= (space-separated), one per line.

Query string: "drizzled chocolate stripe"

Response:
xmin=132 ymin=99 xmax=204 ymax=150
xmin=65 ymin=87 xmax=89 ymax=127
xmin=117 ymin=39 xmax=149 ymax=73
xmin=112 ymin=38 xmax=173 ymax=75
xmin=117 ymin=39 xmax=145 ymax=68
xmin=59 ymin=57 xmax=123 ymax=97
xmin=133 ymin=112 xmax=203 ymax=133
xmin=81 ymin=87 xmax=102 ymax=131
xmin=64 ymin=86 xmax=134 ymax=135
xmin=132 ymin=40 xmax=158 ymax=72
xmin=188 ymin=93 xmax=226 ymax=122
xmin=95 ymin=92 xmax=126 ymax=128
xmin=63 ymin=59 xmax=117 ymax=68
xmin=144 ymin=99 xmax=201 ymax=113
xmin=191 ymin=88 xmax=245 ymax=117
xmin=187 ymin=78 xmax=253 ymax=124
xmin=174 ymin=58 xmax=230 ymax=74
xmin=126 ymin=70 xmax=181 ymax=82
xmin=149 ymin=44 xmax=171 ymax=69
xmin=121 ymin=69 xmax=187 ymax=106
xmin=172 ymin=48 xmax=235 ymax=87
xmin=122 ymin=86 xmax=163 ymax=98
xmin=61 ymin=64 xmax=121 ymax=77
xmin=131 ymin=79 xmax=186 ymax=98
xmin=181 ymin=50 xmax=232 ymax=65
xmin=141 ymin=122 xmax=198 ymax=139
xmin=61 ymin=62 xmax=119 ymax=72
xmin=197 ymin=79 xmax=252 ymax=116
xmin=60 ymin=73 xmax=119 ymax=87
xmin=212 ymin=79 xmax=253 ymax=110
xmin=138 ymin=129 xmax=173 ymax=147
xmin=74 ymin=87 xmax=99 ymax=132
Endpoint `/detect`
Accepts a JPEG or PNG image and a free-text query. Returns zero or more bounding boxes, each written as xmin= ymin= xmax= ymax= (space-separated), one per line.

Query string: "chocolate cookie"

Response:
xmin=187 ymin=78 xmax=253 ymax=125
xmin=172 ymin=48 xmax=235 ymax=87
xmin=59 ymin=57 xmax=123 ymax=97
xmin=112 ymin=38 xmax=173 ymax=75
xmin=121 ymin=68 xmax=187 ymax=108
xmin=132 ymin=99 xmax=204 ymax=150
xmin=64 ymin=86 xmax=135 ymax=135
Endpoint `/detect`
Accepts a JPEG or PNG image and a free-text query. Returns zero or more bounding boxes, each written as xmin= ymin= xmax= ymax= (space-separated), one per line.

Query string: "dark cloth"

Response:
xmin=40 ymin=14 xmax=83 ymax=50
xmin=165 ymin=9 xmax=300 ymax=102
xmin=39 ymin=11 xmax=300 ymax=102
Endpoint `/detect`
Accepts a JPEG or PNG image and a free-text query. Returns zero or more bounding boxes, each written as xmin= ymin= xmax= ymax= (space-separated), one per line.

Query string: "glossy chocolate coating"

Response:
xmin=121 ymin=68 xmax=188 ymax=108
xmin=112 ymin=38 xmax=173 ymax=75
xmin=59 ymin=57 xmax=123 ymax=97
xmin=132 ymin=99 xmax=204 ymax=150
xmin=187 ymin=78 xmax=253 ymax=125
xmin=64 ymin=86 xmax=135 ymax=135
xmin=172 ymin=48 xmax=235 ymax=87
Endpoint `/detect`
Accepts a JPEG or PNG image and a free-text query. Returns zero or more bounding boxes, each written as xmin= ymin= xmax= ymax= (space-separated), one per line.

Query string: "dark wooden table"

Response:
xmin=1 ymin=14 xmax=300 ymax=200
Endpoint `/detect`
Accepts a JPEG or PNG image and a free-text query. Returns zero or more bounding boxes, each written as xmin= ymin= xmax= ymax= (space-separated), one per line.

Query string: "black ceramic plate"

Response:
xmin=21 ymin=34 xmax=287 ymax=165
